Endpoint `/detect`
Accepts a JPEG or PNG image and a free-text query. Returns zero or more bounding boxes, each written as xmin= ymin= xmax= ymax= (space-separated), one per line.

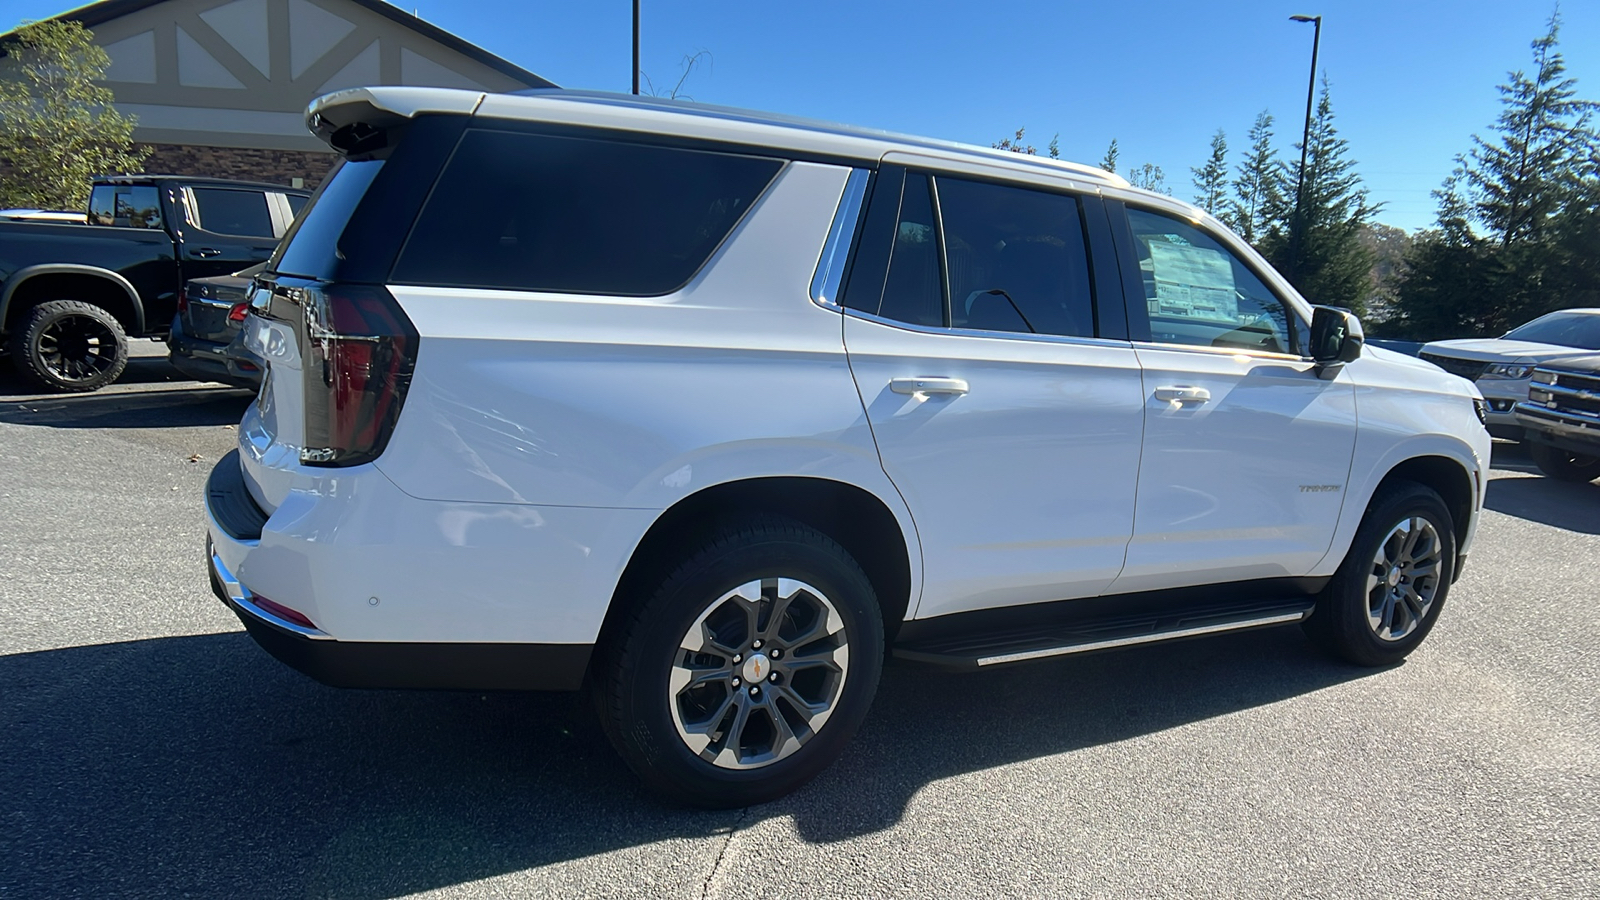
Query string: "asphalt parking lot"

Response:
xmin=2 ymin=343 xmax=1596 ymax=899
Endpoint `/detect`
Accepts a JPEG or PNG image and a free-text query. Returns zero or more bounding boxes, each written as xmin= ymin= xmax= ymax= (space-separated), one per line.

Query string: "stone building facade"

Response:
xmin=10 ymin=0 xmax=553 ymax=190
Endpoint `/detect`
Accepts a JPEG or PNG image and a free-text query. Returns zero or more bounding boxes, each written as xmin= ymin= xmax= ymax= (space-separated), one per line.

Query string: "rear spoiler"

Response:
xmin=306 ymin=87 xmax=485 ymax=155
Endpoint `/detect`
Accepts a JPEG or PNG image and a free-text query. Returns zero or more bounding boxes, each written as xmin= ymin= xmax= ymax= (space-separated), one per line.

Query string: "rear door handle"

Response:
xmin=891 ymin=377 xmax=969 ymax=396
xmin=1154 ymin=385 xmax=1211 ymax=404
xmin=192 ymin=247 xmax=222 ymax=258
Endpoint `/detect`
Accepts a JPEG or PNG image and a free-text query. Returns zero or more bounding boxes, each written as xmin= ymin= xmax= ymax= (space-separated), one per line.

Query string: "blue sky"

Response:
xmin=9 ymin=0 xmax=1597 ymax=232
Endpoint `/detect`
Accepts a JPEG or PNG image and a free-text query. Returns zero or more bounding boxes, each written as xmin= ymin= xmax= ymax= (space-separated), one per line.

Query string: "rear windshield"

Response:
xmin=390 ymin=129 xmax=783 ymax=296
xmin=1503 ymin=312 xmax=1600 ymax=351
xmin=271 ymin=159 xmax=385 ymax=279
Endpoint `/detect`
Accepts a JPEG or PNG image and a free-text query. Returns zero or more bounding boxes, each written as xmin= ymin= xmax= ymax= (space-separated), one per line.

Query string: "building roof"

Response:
xmin=4 ymin=0 xmax=555 ymax=90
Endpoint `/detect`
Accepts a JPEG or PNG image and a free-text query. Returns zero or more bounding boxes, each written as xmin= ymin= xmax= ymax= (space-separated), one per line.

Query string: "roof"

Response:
xmin=310 ymin=86 xmax=1137 ymax=193
xmin=2 ymin=0 xmax=555 ymax=88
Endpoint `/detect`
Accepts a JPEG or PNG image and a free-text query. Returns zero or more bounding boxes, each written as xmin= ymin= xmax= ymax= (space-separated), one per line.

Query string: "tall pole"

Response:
xmin=1288 ymin=14 xmax=1321 ymax=284
xmin=632 ymin=0 xmax=640 ymax=95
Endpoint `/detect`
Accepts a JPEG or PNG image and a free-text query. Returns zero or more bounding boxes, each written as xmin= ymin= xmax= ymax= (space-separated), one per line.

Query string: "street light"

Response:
xmin=1288 ymin=13 xmax=1321 ymax=284
xmin=632 ymin=0 xmax=641 ymax=95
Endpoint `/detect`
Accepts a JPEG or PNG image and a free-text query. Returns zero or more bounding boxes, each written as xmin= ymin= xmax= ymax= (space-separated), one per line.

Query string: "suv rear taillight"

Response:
xmin=299 ymin=284 xmax=418 ymax=467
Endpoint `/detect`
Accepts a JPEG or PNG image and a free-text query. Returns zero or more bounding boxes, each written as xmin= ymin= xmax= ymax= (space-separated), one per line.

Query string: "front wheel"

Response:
xmin=1528 ymin=442 xmax=1600 ymax=483
xmin=1303 ymin=481 xmax=1456 ymax=667
xmin=8 ymin=300 xmax=130 ymax=392
xmin=596 ymin=517 xmax=884 ymax=808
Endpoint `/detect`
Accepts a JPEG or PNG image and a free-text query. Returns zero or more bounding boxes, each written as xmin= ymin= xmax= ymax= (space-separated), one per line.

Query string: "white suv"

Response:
xmin=205 ymin=87 xmax=1491 ymax=807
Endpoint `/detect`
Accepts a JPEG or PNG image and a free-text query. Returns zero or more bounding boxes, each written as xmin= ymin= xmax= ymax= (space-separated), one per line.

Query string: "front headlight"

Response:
xmin=1482 ymin=363 xmax=1535 ymax=379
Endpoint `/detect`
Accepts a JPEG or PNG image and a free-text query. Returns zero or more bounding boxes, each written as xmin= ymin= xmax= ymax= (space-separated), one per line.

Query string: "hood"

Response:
xmin=1537 ymin=353 xmax=1600 ymax=375
xmin=1419 ymin=338 xmax=1590 ymax=362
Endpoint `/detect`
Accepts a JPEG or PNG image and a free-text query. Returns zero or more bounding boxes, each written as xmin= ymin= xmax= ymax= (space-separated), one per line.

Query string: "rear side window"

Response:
xmin=391 ymin=130 xmax=783 ymax=295
xmin=189 ymin=188 xmax=274 ymax=237
xmin=937 ymin=177 xmax=1094 ymax=338
xmin=272 ymin=159 xmax=385 ymax=279
xmin=878 ymin=174 xmax=943 ymax=327
xmin=89 ymin=184 xmax=162 ymax=229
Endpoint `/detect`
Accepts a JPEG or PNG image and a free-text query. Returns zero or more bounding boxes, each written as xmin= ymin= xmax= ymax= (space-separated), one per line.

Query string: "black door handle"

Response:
xmin=193 ymin=247 xmax=222 ymax=258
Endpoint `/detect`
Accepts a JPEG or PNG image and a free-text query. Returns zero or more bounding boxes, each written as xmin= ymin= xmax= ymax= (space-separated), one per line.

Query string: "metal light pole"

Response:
xmin=632 ymin=0 xmax=640 ymax=95
xmin=1288 ymin=14 xmax=1321 ymax=284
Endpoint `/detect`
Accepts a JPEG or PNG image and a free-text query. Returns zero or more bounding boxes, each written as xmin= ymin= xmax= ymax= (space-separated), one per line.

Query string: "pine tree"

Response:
xmin=1191 ymin=129 xmax=1228 ymax=215
xmin=1259 ymin=78 xmax=1380 ymax=311
xmin=1225 ymin=111 xmax=1283 ymax=244
xmin=1467 ymin=10 xmax=1596 ymax=248
xmin=1100 ymin=139 xmax=1119 ymax=174
xmin=1391 ymin=11 xmax=1600 ymax=338
xmin=1127 ymin=162 xmax=1169 ymax=195
xmin=993 ymin=127 xmax=1036 ymax=155
xmin=0 ymin=20 xmax=148 ymax=210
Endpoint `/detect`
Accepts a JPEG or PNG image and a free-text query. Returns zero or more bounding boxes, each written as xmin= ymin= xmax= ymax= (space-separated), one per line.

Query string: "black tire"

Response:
xmin=596 ymin=516 xmax=884 ymax=808
xmin=1528 ymin=441 xmax=1600 ymax=483
xmin=1303 ymin=481 xmax=1456 ymax=667
xmin=8 ymin=300 xmax=129 ymax=392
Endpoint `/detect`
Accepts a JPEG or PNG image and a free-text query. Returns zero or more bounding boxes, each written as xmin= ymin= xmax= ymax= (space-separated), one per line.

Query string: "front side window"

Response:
xmin=1125 ymin=207 xmax=1294 ymax=354
xmin=189 ymin=188 xmax=274 ymax=237
xmin=391 ymin=130 xmax=783 ymax=295
xmin=937 ymin=177 xmax=1094 ymax=338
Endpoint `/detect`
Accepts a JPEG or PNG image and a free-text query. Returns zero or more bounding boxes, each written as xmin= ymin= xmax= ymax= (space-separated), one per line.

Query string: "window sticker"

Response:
xmin=1145 ymin=239 xmax=1235 ymax=321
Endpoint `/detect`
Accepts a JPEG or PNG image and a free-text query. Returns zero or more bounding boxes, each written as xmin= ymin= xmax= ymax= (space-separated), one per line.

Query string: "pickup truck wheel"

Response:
xmin=8 ymin=300 xmax=129 ymax=392
xmin=1303 ymin=481 xmax=1456 ymax=667
xmin=1528 ymin=442 xmax=1600 ymax=483
xmin=596 ymin=517 xmax=883 ymax=808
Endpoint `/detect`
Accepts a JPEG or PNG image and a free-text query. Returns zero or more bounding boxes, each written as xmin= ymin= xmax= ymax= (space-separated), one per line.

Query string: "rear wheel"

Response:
xmin=1528 ymin=442 xmax=1600 ymax=483
xmin=8 ymin=300 xmax=129 ymax=392
xmin=596 ymin=517 xmax=883 ymax=808
xmin=1303 ymin=481 xmax=1456 ymax=667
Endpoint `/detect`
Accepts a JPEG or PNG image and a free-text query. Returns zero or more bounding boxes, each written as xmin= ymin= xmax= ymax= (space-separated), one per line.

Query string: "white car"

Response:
xmin=1420 ymin=309 xmax=1600 ymax=439
xmin=205 ymin=87 xmax=1492 ymax=807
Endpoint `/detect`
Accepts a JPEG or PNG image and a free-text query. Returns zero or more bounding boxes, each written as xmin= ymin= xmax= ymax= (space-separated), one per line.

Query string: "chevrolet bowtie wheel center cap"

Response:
xmin=741 ymin=653 xmax=771 ymax=684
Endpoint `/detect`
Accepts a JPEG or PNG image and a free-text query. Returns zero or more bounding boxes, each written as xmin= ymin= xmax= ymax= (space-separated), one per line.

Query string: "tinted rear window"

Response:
xmin=272 ymin=159 xmax=385 ymax=279
xmin=391 ymin=130 xmax=783 ymax=295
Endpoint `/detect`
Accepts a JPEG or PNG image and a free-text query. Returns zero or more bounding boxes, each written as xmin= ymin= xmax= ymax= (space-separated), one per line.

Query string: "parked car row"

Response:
xmin=1420 ymin=309 xmax=1600 ymax=440
xmin=0 ymin=175 xmax=306 ymax=392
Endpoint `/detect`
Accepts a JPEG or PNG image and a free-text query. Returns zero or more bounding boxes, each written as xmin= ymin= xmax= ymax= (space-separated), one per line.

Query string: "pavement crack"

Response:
xmin=698 ymin=806 xmax=750 ymax=900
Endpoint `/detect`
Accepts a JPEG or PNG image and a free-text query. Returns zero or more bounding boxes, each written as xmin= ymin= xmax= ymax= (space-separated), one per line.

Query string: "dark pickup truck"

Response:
xmin=0 ymin=175 xmax=309 ymax=392
xmin=1516 ymin=355 xmax=1600 ymax=482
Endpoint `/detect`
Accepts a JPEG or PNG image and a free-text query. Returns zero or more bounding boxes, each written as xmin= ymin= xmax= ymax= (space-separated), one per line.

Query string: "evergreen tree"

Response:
xmin=0 ymin=20 xmax=147 ymax=210
xmin=1127 ymin=162 xmax=1169 ymax=195
xmin=993 ymin=127 xmax=1036 ymax=155
xmin=1467 ymin=10 xmax=1596 ymax=248
xmin=1225 ymin=111 xmax=1283 ymax=244
xmin=1100 ymin=139 xmax=1119 ymax=174
xmin=1391 ymin=11 xmax=1600 ymax=338
xmin=1259 ymin=78 xmax=1380 ymax=311
xmin=1191 ymin=129 xmax=1229 ymax=214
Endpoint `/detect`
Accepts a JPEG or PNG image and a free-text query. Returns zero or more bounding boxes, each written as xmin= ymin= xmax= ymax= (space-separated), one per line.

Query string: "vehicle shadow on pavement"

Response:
xmin=1484 ymin=474 xmax=1600 ymax=534
xmin=0 ymin=625 xmax=1371 ymax=897
xmin=0 ymin=384 xmax=253 ymax=429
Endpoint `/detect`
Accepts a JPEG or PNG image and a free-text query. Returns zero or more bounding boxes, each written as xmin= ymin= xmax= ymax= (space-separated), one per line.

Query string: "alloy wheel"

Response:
xmin=37 ymin=313 xmax=120 ymax=385
xmin=1365 ymin=516 xmax=1443 ymax=642
xmin=669 ymin=578 xmax=850 ymax=770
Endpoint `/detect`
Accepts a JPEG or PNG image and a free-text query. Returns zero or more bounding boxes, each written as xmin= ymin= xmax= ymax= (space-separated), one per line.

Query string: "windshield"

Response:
xmin=1502 ymin=312 xmax=1600 ymax=350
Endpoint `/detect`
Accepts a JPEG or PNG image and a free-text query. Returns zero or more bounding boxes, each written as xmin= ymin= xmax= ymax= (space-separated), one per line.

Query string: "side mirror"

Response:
xmin=1310 ymin=305 xmax=1363 ymax=366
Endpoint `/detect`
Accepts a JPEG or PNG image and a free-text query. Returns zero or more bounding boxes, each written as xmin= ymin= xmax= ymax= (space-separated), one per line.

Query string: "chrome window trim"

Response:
xmin=810 ymin=168 xmax=871 ymax=309
xmin=1130 ymin=339 xmax=1312 ymax=363
xmin=842 ymin=306 xmax=1135 ymax=350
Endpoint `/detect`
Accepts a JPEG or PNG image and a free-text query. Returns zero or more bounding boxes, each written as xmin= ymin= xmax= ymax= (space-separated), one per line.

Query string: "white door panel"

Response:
xmin=846 ymin=315 xmax=1146 ymax=618
xmin=1111 ymin=347 xmax=1357 ymax=593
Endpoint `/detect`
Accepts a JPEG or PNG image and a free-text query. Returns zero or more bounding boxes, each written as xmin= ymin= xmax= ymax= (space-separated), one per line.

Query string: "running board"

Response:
xmin=892 ymin=599 xmax=1316 ymax=671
